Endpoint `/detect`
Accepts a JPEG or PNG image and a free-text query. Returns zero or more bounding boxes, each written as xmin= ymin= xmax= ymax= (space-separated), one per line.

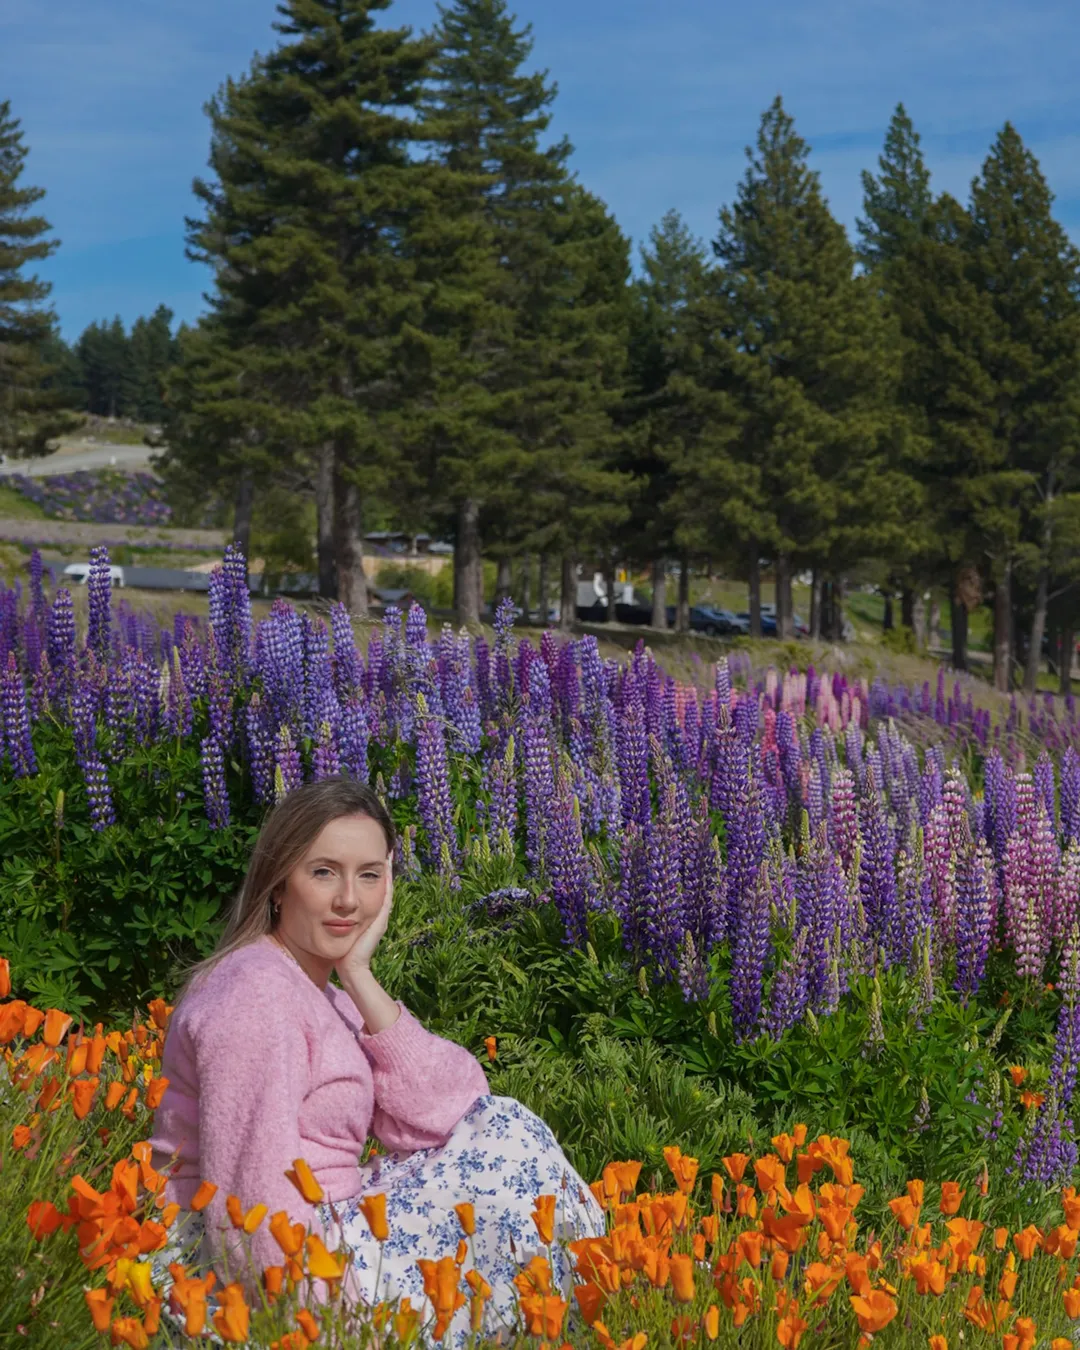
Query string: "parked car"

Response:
xmin=665 ymin=604 xmax=747 ymax=636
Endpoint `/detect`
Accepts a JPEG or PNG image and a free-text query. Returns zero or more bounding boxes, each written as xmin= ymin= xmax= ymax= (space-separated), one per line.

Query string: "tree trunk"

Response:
xmin=950 ymin=598 xmax=968 ymax=672
xmin=832 ymin=577 xmax=847 ymax=641
xmin=748 ymin=549 xmax=762 ymax=639
xmin=1061 ymin=627 xmax=1074 ymax=696
xmin=559 ymin=555 xmax=575 ymax=633
xmin=455 ymin=498 xmax=482 ymax=627
xmin=901 ymin=587 xmax=915 ymax=631
xmin=538 ymin=554 xmax=550 ymax=627
xmin=677 ymin=555 xmax=690 ymax=633
xmin=650 ymin=559 xmax=667 ymax=629
xmin=1024 ymin=566 xmax=1050 ymax=695
xmin=232 ymin=466 xmax=255 ymax=564
xmin=521 ymin=554 xmax=532 ymax=623
xmin=882 ymin=592 xmax=894 ymax=632
xmin=775 ymin=554 xmax=794 ymax=640
xmin=332 ymin=452 xmax=368 ymax=617
xmin=604 ymin=555 xmax=617 ymax=623
xmin=809 ymin=570 xmax=822 ymax=640
xmin=315 ymin=441 xmax=337 ymax=600
xmin=494 ymin=555 xmax=513 ymax=607
xmin=993 ymin=560 xmax=1013 ymax=693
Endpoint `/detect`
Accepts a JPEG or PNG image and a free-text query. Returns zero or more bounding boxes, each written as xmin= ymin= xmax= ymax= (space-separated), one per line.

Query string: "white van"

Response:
xmin=62 ymin=563 xmax=125 ymax=588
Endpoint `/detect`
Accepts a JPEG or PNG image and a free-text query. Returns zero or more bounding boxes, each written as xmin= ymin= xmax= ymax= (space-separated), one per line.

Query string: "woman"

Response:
xmin=150 ymin=776 xmax=603 ymax=1344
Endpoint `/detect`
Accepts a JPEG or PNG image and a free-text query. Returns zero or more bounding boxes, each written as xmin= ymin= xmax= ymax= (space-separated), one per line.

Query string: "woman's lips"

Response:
xmin=324 ymin=921 xmax=356 ymax=933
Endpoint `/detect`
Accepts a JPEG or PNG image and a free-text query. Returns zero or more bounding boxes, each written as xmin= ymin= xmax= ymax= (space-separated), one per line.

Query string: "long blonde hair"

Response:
xmin=176 ymin=776 xmax=396 ymax=1003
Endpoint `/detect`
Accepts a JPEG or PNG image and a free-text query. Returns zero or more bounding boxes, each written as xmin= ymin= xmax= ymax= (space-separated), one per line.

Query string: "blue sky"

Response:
xmin=3 ymin=0 xmax=1079 ymax=341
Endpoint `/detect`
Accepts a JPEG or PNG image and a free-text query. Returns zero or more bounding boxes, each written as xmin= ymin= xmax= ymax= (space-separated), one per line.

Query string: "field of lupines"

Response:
xmin=1 ymin=468 xmax=220 ymax=529
xmin=6 ymin=545 xmax=1080 ymax=1344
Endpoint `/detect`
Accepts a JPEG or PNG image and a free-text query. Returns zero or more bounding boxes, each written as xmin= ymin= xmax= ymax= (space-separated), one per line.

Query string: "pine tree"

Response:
xmin=967 ymin=124 xmax=1080 ymax=692
xmin=184 ymin=0 xmax=436 ymax=609
xmin=125 ymin=304 xmax=176 ymax=422
xmin=857 ymin=103 xmax=932 ymax=272
xmin=0 ymin=101 xmax=77 ymax=454
xmin=713 ymin=96 xmax=910 ymax=640
xmin=76 ymin=317 xmax=130 ymax=418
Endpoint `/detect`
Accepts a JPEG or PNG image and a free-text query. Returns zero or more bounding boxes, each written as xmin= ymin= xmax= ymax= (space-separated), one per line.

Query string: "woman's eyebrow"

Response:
xmin=307 ymin=856 xmax=385 ymax=867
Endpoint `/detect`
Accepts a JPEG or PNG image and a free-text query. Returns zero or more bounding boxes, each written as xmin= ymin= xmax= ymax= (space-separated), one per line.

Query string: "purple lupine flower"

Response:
xmin=1062 ymin=748 xmax=1080 ymax=846
xmin=1058 ymin=843 xmax=1080 ymax=944
xmin=163 ymin=647 xmax=193 ymax=740
xmin=86 ymin=545 xmax=113 ymax=665
xmin=28 ymin=548 xmax=45 ymax=623
xmin=258 ymin=599 xmax=305 ymax=732
xmin=617 ymin=678 xmax=650 ymax=829
xmin=201 ymin=733 xmax=231 ymax=829
xmin=955 ymin=833 xmax=993 ymax=1001
xmin=46 ymin=587 xmax=76 ymax=715
xmin=521 ymin=665 xmax=556 ymax=875
xmin=1015 ymin=892 xmax=1048 ymax=982
xmin=487 ymin=734 xmax=518 ymax=845
xmin=329 ymin=601 xmax=365 ymax=705
xmin=923 ymin=804 xmax=954 ymax=948
xmin=714 ymin=656 xmax=731 ymax=719
xmin=828 ymin=768 xmax=860 ymax=876
xmin=339 ymin=695 xmax=370 ymax=783
xmin=438 ymin=626 xmax=481 ymax=754
xmin=723 ymin=770 xmax=768 ymax=942
xmin=491 ymin=598 xmax=516 ymax=711
xmin=615 ymin=821 xmax=650 ymax=959
xmin=681 ymin=807 xmax=724 ymax=955
xmin=244 ymin=693 xmax=276 ymax=805
xmin=982 ymin=750 xmax=1016 ymax=872
xmin=764 ymin=927 xmax=810 ymax=1041
xmin=274 ymin=724 xmax=303 ymax=801
xmin=414 ymin=692 xmax=457 ymax=880
xmin=858 ymin=780 xmax=899 ymax=959
xmin=0 ymin=651 xmax=37 ymax=777
xmin=795 ymin=820 xmax=844 ymax=1006
xmin=545 ymin=766 xmax=596 ymax=947
xmin=82 ymin=754 xmax=116 ymax=830
xmin=312 ymin=718 xmax=341 ymax=781
xmin=1034 ymin=751 xmax=1056 ymax=832
xmin=301 ymin=613 xmax=339 ymax=743
xmin=472 ymin=634 xmax=493 ymax=723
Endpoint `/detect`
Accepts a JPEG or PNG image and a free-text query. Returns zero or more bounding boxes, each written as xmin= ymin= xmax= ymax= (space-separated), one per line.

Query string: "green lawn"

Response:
xmin=0 ymin=484 xmax=48 ymax=521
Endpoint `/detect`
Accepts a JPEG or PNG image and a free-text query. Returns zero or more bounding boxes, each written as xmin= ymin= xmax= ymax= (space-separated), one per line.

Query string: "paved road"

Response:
xmin=0 ymin=441 xmax=158 ymax=478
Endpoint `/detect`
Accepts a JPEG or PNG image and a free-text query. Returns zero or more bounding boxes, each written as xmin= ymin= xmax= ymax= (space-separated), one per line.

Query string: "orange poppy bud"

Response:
xmin=84 ymin=1287 xmax=113 ymax=1332
xmin=296 ymin=1309 xmax=320 ymax=1341
xmin=71 ymin=1076 xmax=99 ymax=1120
xmin=663 ymin=1146 xmax=699 ymax=1195
xmin=532 ymin=1194 xmax=556 ymax=1245
xmin=42 ymin=1009 xmax=72 ymax=1048
xmin=772 ymin=1250 xmax=790 ymax=1281
xmin=286 ymin=1158 xmax=324 ymax=1204
xmin=359 ymin=1192 xmax=388 ymax=1241
xmin=1065 ymin=1287 xmax=1080 ymax=1317
xmin=243 ymin=1204 xmax=268 ymax=1234
xmin=455 ymin=1201 xmax=475 ymax=1236
xmin=928 ymin=1337 xmax=947 ymax=1350
xmin=484 ymin=1035 xmax=497 ymax=1062
xmin=939 ymin=1182 xmax=964 ymax=1215
xmin=0 ymin=957 xmax=9 ymax=999
xmin=190 ymin=1180 xmax=217 ymax=1213
xmin=145 ymin=1076 xmax=169 ymax=1110
xmin=711 ymin=1172 xmax=725 ymax=1209
xmin=211 ymin=1282 xmax=250 ymax=1343
xmin=722 ymin=1153 xmax=750 ymax=1183
xmin=669 ymin=1253 xmax=695 ymax=1303
xmin=906 ymin=1179 xmax=925 ymax=1206
xmin=263 ymin=1266 xmax=285 ymax=1300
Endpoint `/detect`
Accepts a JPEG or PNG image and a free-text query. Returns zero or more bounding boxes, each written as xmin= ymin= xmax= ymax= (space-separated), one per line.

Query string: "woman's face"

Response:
xmin=274 ymin=813 xmax=391 ymax=975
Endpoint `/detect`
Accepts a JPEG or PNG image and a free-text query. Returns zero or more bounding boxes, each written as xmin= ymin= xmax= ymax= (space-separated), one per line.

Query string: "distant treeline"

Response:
xmin=40 ymin=306 xmax=182 ymax=424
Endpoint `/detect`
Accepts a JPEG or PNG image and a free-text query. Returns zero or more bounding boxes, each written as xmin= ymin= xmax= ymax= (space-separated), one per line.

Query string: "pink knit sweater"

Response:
xmin=150 ymin=936 xmax=489 ymax=1277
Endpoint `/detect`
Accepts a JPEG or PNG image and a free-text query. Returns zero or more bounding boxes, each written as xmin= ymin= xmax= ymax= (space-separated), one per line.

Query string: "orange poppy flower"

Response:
xmin=574 ymin=1282 xmax=607 ymax=1324
xmin=211 ymin=1283 xmax=250 ymax=1343
xmin=0 ymin=957 xmax=9 ymax=998
xmin=928 ymin=1338 xmax=947 ymax=1350
xmin=418 ymin=1255 xmax=467 ymax=1338
xmin=850 ymin=1290 xmax=898 ymax=1333
xmin=804 ymin=1260 xmax=844 ymax=1307
xmin=754 ymin=1154 xmax=786 ymax=1196
xmin=736 ymin=1230 xmax=763 ymax=1269
xmin=104 ymin=1080 xmax=126 ymax=1111
xmin=772 ymin=1250 xmax=790 ymax=1281
xmin=939 ymin=1182 xmax=964 ymax=1215
xmin=484 ymin=1036 xmax=497 ymax=1063
xmin=663 ymin=1146 xmax=699 ymax=1196
xmin=1013 ymin=1226 xmax=1042 ymax=1259
xmin=762 ymin=1208 xmax=811 ymax=1254
xmin=189 ymin=1180 xmax=217 ymax=1213
xmin=817 ymin=1200 xmax=853 ymax=1242
xmin=305 ymin=1234 xmax=345 ymax=1282
xmin=776 ymin=1301 xmax=809 ymax=1348
xmin=722 ymin=1153 xmax=750 ymax=1183
xmin=1008 ymin=1065 xmax=1028 ymax=1087
xmin=26 ymin=1199 xmax=63 ymax=1239
xmin=532 ymin=1194 xmax=556 ymax=1245
xmin=906 ymin=1179 xmax=925 ymax=1206
xmin=263 ymin=1265 xmax=284 ymax=1300
xmin=1053 ymin=1340 xmax=1075 ymax=1350
xmin=772 ymin=1133 xmax=797 ymax=1163
xmin=1020 ymin=1091 xmax=1046 ymax=1110
xmin=1064 ymin=1187 xmax=1080 ymax=1229
xmin=84 ymin=1287 xmax=113 ymax=1332
xmin=0 ymin=1000 xmax=28 ymax=1044
xmin=286 ymin=1159 xmax=324 ymax=1204
xmin=22 ymin=1006 xmax=45 ymax=1038
xmin=1012 ymin=1317 xmax=1037 ymax=1350
xmin=360 ymin=1193 xmax=388 ymax=1241
xmin=704 ymin=1305 xmax=720 ymax=1339
xmin=455 ymin=1201 xmax=475 ymax=1237
xmin=145 ymin=1076 xmax=169 ymax=1110
xmin=1064 ymin=1286 xmax=1080 ymax=1317
xmin=889 ymin=1195 xmax=920 ymax=1230
xmin=735 ymin=1185 xmax=757 ymax=1219
xmin=42 ymin=1009 xmax=72 ymax=1048
xmin=908 ymin=1254 xmax=946 ymax=1296
xmin=296 ymin=1309 xmax=320 ymax=1341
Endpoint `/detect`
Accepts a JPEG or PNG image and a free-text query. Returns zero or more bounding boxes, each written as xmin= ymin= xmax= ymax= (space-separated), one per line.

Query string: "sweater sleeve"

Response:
xmin=361 ymin=1004 xmax=489 ymax=1152
xmin=190 ymin=968 xmax=320 ymax=1283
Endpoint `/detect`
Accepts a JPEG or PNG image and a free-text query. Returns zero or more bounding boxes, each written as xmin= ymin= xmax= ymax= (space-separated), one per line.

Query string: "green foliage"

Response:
xmin=881 ymin=623 xmax=918 ymax=654
xmin=373 ymin=562 xmax=454 ymax=610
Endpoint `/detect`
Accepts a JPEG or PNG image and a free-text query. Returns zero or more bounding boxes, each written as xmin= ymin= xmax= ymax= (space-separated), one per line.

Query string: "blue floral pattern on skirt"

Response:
xmin=320 ymin=1095 xmax=605 ymax=1346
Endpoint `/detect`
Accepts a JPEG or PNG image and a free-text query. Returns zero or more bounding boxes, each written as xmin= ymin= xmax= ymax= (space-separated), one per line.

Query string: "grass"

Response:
xmin=0 ymin=483 xmax=49 ymax=521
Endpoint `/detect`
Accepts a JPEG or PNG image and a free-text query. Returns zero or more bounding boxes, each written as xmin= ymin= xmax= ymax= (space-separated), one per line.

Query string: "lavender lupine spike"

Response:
xmin=714 ymin=656 xmax=731 ymax=719
xmin=730 ymin=862 xmax=773 ymax=1041
xmin=764 ymin=927 xmax=810 ymax=1041
xmin=545 ymin=765 xmax=596 ymax=948
xmin=46 ymin=588 xmax=76 ymax=715
xmin=1062 ymin=748 xmax=1080 ymax=847
xmin=954 ymin=832 xmax=993 ymax=1002
xmin=0 ymin=651 xmax=37 ymax=777
xmin=200 ymin=734 xmax=231 ymax=829
xmin=487 ymin=734 xmax=518 ymax=843
xmin=244 ymin=694 xmax=275 ymax=805
xmin=1058 ymin=843 xmax=1080 ymax=944
xmin=617 ymin=679 xmax=650 ymax=829
xmin=414 ymin=692 xmax=457 ymax=879
xmin=164 ymin=647 xmax=193 ymax=740
xmin=828 ymin=768 xmax=860 ymax=877
xmin=1033 ymin=752 xmax=1056 ymax=832
xmin=858 ymin=784 xmax=899 ymax=961
xmin=312 ymin=719 xmax=342 ymax=781
xmin=923 ymin=805 xmax=955 ymax=949
xmin=338 ymin=696 xmax=369 ymax=783
xmin=86 ymin=545 xmax=113 ymax=666
xmin=439 ymin=627 xmax=482 ymax=754
xmin=329 ymin=602 xmax=365 ymax=704
xmin=795 ymin=818 xmax=843 ymax=1007
xmin=274 ymin=725 xmax=303 ymax=801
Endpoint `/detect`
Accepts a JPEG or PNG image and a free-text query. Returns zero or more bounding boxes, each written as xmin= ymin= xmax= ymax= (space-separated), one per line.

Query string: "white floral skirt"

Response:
xmin=321 ymin=1095 xmax=605 ymax=1345
xmin=154 ymin=1095 xmax=604 ymax=1347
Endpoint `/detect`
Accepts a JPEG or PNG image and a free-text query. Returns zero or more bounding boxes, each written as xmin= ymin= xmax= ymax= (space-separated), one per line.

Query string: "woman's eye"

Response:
xmin=360 ymin=872 xmax=380 ymax=882
xmin=314 ymin=867 xmax=332 ymax=878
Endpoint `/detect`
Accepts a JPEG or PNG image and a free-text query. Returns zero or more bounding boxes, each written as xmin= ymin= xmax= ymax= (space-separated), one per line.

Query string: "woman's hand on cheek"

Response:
xmin=336 ymin=857 xmax=394 ymax=977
